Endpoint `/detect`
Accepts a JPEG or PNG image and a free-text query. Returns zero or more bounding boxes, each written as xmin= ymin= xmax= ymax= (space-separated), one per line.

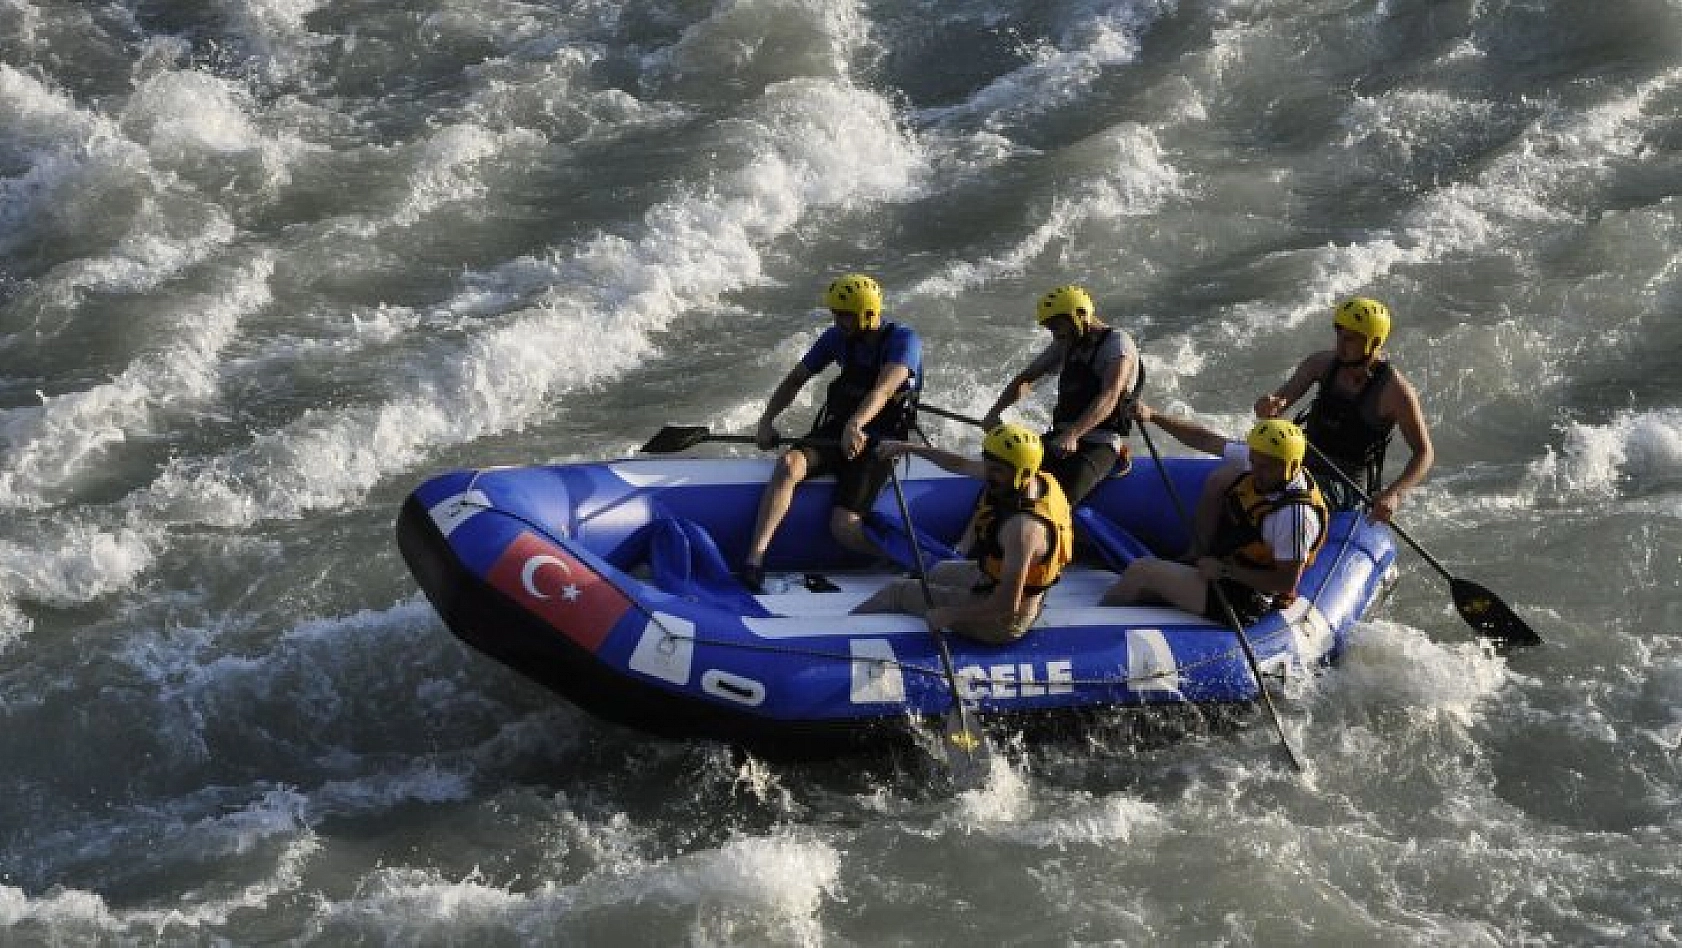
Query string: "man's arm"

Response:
xmin=840 ymin=362 xmax=912 ymax=458
xmin=1050 ymin=346 xmax=1136 ymax=453
xmin=983 ymin=345 xmax=1060 ymax=428
xmin=1255 ymin=351 xmax=1332 ymax=418
xmin=1371 ymin=371 xmax=1434 ymax=523
xmin=756 ymin=364 xmax=816 ymax=449
xmin=876 ymin=440 xmax=986 ymax=478
xmin=1201 ymin=556 xmax=1307 ymax=597
xmin=1205 ymin=500 xmax=1320 ymax=596
xmin=1134 ymin=403 xmax=1228 ymax=456
xmin=927 ymin=516 xmax=1045 ymax=630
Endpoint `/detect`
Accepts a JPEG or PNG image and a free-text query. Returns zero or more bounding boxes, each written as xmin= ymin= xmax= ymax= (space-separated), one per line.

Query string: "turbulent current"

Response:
xmin=2 ymin=0 xmax=1679 ymax=944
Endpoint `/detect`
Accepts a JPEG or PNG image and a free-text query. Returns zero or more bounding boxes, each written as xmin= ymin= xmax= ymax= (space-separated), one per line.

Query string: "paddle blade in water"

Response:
xmin=940 ymin=711 xmax=992 ymax=790
xmin=1450 ymin=576 xmax=1541 ymax=647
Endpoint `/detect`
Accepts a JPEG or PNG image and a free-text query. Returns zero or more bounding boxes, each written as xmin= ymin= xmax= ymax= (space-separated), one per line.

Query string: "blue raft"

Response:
xmin=396 ymin=453 xmax=1398 ymax=755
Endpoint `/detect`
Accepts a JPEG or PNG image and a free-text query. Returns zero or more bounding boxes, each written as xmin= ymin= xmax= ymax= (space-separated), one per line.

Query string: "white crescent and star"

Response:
xmin=521 ymin=554 xmax=583 ymax=602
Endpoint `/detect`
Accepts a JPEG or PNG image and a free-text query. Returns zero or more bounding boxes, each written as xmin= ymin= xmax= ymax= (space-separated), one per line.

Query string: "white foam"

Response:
xmin=125 ymin=77 xmax=923 ymax=528
xmin=0 ymin=885 xmax=120 ymax=936
xmin=0 ymin=65 xmax=242 ymax=306
xmin=0 ymin=523 xmax=155 ymax=610
xmin=972 ymin=787 xmax=1169 ymax=849
xmin=1327 ymin=618 xmax=1508 ymax=725
xmin=1203 ymin=66 xmax=1682 ymax=353
xmin=126 ymin=65 xmax=273 ymax=159
xmin=383 ymin=123 xmax=543 ymax=230
xmin=643 ymin=0 xmax=872 ymax=93
xmin=0 ymin=256 xmax=273 ymax=509
xmin=913 ymin=2 xmax=1174 ymax=129
xmin=303 ymin=832 xmax=839 ymax=945
xmin=1522 ymin=408 xmax=1682 ymax=504
xmin=907 ymin=124 xmax=1183 ymax=300
xmin=626 ymin=834 xmax=840 ymax=933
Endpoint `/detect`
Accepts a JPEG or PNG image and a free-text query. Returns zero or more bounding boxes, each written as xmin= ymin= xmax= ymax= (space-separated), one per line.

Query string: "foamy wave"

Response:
xmin=908 ymin=123 xmax=1183 ymax=299
xmin=128 ymin=78 xmax=922 ymax=528
xmin=0 ymin=523 xmax=154 ymax=609
xmin=122 ymin=51 xmax=309 ymax=192
xmin=914 ymin=1 xmax=1175 ymax=129
xmin=643 ymin=0 xmax=871 ymax=98
xmin=981 ymin=792 xmax=1169 ymax=848
xmin=1216 ymin=64 xmax=1682 ymax=349
xmin=630 ymin=834 xmax=840 ymax=933
xmin=0 ymin=256 xmax=273 ymax=509
xmin=1329 ymin=619 xmax=1508 ymax=724
xmin=304 ymin=832 xmax=838 ymax=945
xmin=384 ymin=123 xmax=544 ymax=229
xmin=0 ymin=885 xmax=120 ymax=939
xmin=1523 ymin=408 xmax=1682 ymax=503
xmin=0 ymin=66 xmax=145 ymax=259
xmin=0 ymin=64 xmax=247 ymax=307
xmin=218 ymin=0 xmax=331 ymax=82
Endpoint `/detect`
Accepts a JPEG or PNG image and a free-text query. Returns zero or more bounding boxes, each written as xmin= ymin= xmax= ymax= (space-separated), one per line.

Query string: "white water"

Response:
xmin=3 ymin=0 xmax=1680 ymax=943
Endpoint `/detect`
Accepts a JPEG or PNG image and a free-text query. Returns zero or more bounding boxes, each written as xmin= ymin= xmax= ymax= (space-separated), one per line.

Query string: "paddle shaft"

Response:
xmin=1138 ymin=422 xmax=1307 ymax=773
xmin=1302 ymin=443 xmax=1449 ymax=581
xmin=885 ymin=462 xmax=987 ymax=772
xmin=917 ymin=403 xmax=988 ymax=428
xmin=1301 ymin=442 xmax=1538 ymax=646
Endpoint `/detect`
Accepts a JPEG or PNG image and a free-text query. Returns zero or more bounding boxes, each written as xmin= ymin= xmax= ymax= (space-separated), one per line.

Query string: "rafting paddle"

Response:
xmin=885 ymin=462 xmax=991 ymax=790
xmin=1138 ymin=420 xmax=1309 ymax=774
xmin=917 ymin=403 xmax=988 ymax=428
xmin=1302 ymin=443 xmax=1540 ymax=648
xmin=640 ymin=425 xmax=759 ymax=453
xmin=638 ymin=425 xmax=831 ymax=454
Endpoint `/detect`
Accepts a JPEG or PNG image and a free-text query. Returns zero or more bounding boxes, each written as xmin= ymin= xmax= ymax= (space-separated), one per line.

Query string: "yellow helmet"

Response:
xmin=1247 ymin=419 xmax=1308 ymax=481
xmin=1333 ymin=297 xmax=1391 ymax=357
xmin=1036 ymin=284 xmax=1095 ymax=331
xmin=823 ymin=273 xmax=884 ymax=330
xmin=982 ymin=423 xmax=1043 ymax=490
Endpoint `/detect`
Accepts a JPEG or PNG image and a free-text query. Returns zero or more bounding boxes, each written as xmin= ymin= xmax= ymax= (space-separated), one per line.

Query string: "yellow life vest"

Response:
xmin=1211 ymin=472 xmax=1329 ymax=604
xmin=973 ymin=473 xmax=1074 ymax=594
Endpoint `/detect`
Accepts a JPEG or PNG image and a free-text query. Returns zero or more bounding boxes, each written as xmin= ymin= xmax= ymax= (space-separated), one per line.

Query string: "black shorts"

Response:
xmin=1203 ymin=577 xmax=1275 ymax=627
xmin=1042 ymin=440 xmax=1119 ymax=507
xmin=797 ymin=441 xmax=892 ymax=515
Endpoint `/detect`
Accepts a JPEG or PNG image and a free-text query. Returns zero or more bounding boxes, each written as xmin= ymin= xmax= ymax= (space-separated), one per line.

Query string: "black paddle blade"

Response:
xmin=639 ymin=425 xmax=711 ymax=454
xmin=940 ymin=711 xmax=992 ymax=790
xmin=1450 ymin=576 xmax=1541 ymax=647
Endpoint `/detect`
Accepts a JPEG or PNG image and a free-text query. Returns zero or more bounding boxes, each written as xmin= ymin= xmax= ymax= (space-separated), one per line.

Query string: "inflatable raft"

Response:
xmin=396 ymin=453 xmax=1398 ymax=755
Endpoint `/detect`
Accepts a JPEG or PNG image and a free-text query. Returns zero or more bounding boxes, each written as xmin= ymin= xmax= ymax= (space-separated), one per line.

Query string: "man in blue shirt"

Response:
xmin=740 ymin=274 xmax=923 ymax=593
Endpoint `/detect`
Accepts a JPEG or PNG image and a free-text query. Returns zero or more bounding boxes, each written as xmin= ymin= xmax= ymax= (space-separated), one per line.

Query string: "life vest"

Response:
xmin=810 ymin=323 xmax=920 ymax=440
xmin=1299 ymin=359 xmax=1393 ymax=494
xmin=1209 ymin=472 xmax=1329 ymax=608
xmin=972 ymin=473 xmax=1074 ymax=594
xmin=1051 ymin=327 xmax=1140 ymax=436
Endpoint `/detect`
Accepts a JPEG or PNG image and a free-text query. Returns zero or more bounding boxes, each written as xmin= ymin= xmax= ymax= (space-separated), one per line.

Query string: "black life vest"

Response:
xmin=1209 ymin=472 xmax=1329 ymax=609
xmin=1299 ymin=360 xmax=1393 ymax=494
xmin=810 ymin=323 xmax=920 ymax=440
xmin=1052 ymin=327 xmax=1140 ymax=437
xmin=971 ymin=473 xmax=1074 ymax=595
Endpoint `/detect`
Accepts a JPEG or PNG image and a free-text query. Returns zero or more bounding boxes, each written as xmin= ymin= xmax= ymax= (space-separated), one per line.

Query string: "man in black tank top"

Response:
xmin=982 ymin=285 xmax=1141 ymax=507
xmin=1253 ymin=297 xmax=1433 ymax=522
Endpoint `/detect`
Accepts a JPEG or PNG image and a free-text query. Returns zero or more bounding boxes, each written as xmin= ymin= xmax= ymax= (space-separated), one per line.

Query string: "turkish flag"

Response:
xmin=485 ymin=531 xmax=633 ymax=653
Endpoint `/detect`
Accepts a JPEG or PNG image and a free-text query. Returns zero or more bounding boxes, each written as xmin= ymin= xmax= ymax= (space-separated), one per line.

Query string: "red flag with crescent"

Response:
xmin=486 ymin=531 xmax=632 ymax=653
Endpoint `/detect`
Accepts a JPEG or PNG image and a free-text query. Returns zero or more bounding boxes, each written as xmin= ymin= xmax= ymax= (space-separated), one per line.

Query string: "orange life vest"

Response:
xmin=973 ymin=473 xmax=1074 ymax=594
